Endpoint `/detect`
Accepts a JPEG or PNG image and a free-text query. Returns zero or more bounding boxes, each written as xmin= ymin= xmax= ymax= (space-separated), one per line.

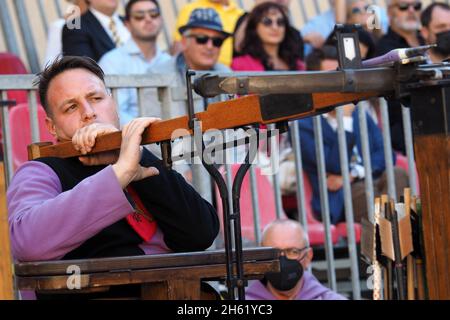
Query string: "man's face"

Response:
xmin=89 ymin=0 xmax=119 ymax=15
xmin=421 ymin=6 xmax=450 ymax=46
xmin=389 ymin=0 xmax=422 ymax=32
xmin=182 ymin=28 xmax=225 ymax=70
xmin=45 ymin=68 xmax=119 ymax=142
xmin=263 ymin=224 xmax=312 ymax=270
xmin=126 ymin=1 xmax=162 ymax=42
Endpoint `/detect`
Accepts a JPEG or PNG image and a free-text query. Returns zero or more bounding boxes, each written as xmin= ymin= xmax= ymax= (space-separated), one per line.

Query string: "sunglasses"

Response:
xmin=187 ymin=34 xmax=225 ymax=48
xmin=395 ymin=2 xmax=422 ymax=11
xmin=351 ymin=5 xmax=370 ymax=15
xmin=130 ymin=9 xmax=161 ymax=21
xmin=260 ymin=16 xmax=286 ymax=28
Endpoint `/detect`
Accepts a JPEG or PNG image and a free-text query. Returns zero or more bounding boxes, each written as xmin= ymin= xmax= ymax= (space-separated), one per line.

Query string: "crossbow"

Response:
xmin=28 ymin=25 xmax=450 ymax=300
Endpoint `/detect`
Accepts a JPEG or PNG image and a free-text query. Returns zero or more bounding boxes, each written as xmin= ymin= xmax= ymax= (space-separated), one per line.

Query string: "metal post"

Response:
xmin=289 ymin=121 xmax=308 ymax=232
xmin=249 ymin=166 xmax=262 ymax=245
xmin=0 ymin=0 xmax=20 ymax=56
xmin=268 ymin=124 xmax=283 ymax=219
xmin=401 ymin=105 xmax=418 ymax=196
xmin=13 ymin=0 xmax=41 ymax=73
xmin=379 ymin=98 xmax=397 ymax=201
xmin=297 ymin=0 xmax=310 ymax=23
xmin=28 ymin=91 xmax=40 ymax=143
xmin=336 ymin=107 xmax=361 ymax=300
xmin=357 ymin=103 xmax=375 ymax=223
xmin=38 ymin=0 xmax=49 ymax=35
xmin=54 ymin=0 xmax=63 ymax=18
xmin=313 ymin=116 xmax=337 ymax=291
xmin=1 ymin=91 xmax=13 ymax=185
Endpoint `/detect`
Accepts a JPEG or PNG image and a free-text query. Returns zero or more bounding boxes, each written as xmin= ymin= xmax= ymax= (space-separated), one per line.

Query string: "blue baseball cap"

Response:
xmin=178 ymin=8 xmax=231 ymax=38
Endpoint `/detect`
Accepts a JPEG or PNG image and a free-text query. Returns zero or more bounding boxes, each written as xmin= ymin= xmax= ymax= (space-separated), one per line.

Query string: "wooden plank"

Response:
xmin=15 ymin=247 xmax=279 ymax=276
xmin=414 ymin=135 xmax=450 ymax=299
xmin=16 ymin=260 xmax=279 ymax=296
xmin=0 ymin=162 xmax=14 ymax=299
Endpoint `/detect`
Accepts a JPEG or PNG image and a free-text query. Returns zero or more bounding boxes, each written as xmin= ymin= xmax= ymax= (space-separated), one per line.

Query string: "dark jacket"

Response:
xmin=375 ymin=28 xmax=425 ymax=154
xmin=62 ymin=10 xmax=116 ymax=62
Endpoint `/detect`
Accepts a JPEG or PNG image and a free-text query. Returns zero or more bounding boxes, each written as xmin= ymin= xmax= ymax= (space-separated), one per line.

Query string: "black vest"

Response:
xmin=35 ymin=157 xmax=145 ymax=260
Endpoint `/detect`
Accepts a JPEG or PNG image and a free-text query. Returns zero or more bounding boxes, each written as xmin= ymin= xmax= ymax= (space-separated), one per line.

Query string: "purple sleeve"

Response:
xmin=7 ymin=161 xmax=133 ymax=261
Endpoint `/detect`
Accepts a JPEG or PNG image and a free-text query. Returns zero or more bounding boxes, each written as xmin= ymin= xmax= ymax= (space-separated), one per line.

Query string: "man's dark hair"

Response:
xmin=35 ymin=56 xmax=105 ymax=115
xmin=125 ymin=0 xmax=160 ymax=21
xmin=305 ymin=46 xmax=338 ymax=71
xmin=421 ymin=2 xmax=450 ymax=28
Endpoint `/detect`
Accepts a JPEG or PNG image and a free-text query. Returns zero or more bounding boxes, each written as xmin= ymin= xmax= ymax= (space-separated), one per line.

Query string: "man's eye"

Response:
xmin=66 ymin=105 xmax=77 ymax=112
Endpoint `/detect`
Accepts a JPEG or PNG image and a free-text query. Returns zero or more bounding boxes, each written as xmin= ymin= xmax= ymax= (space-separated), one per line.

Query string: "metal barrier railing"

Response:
xmin=0 ymin=72 xmax=419 ymax=299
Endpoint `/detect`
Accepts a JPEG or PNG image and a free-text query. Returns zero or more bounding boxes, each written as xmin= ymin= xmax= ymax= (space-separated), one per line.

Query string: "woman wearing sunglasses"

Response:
xmin=231 ymin=2 xmax=305 ymax=72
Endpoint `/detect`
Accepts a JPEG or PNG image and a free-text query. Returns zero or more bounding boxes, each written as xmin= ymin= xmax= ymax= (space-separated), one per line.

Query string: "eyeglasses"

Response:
xmin=130 ymin=9 xmax=161 ymax=21
xmin=395 ymin=2 xmax=422 ymax=12
xmin=351 ymin=5 xmax=370 ymax=15
xmin=279 ymin=247 xmax=309 ymax=260
xmin=260 ymin=16 xmax=286 ymax=28
xmin=187 ymin=34 xmax=225 ymax=48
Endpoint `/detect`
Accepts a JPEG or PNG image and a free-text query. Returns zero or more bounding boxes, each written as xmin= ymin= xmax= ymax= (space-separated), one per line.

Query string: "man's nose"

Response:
xmin=81 ymin=101 xmax=96 ymax=122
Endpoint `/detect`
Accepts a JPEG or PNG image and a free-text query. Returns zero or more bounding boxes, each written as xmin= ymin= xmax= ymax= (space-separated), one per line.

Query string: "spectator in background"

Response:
xmin=420 ymin=2 xmax=450 ymax=63
xmin=99 ymin=0 xmax=171 ymax=126
xmin=376 ymin=0 xmax=424 ymax=55
xmin=302 ymin=0 xmax=388 ymax=56
xmin=171 ymin=0 xmax=243 ymax=67
xmin=62 ymin=0 xmax=130 ymax=62
xmin=231 ymin=2 xmax=305 ymax=72
xmin=375 ymin=0 xmax=424 ymax=155
xmin=152 ymin=8 xmax=230 ymax=117
xmin=345 ymin=0 xmax=384 ymax=39
xmin=297 ymin=46 xmax=407 ymax=224
xmin=232 ymin=0 xmax=304 ymax=60
xmin=43 ymin=0 xmax=89 ymax=68
xmin=246 ymin=219 xmax=346 ymax=300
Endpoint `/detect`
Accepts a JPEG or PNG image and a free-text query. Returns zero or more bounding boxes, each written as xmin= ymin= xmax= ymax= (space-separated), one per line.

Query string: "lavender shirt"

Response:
xmin=246 ymin=272 xmax=347 ymax=300
xmin=7 ymin=161 xmax=171 ymax=262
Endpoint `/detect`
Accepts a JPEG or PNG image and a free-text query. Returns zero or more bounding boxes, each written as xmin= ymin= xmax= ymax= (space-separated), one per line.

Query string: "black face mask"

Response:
xmin=264 ymin=256 xmax=304 ymax=291
xmin=434 ymin=30 xmax=450 ymax=56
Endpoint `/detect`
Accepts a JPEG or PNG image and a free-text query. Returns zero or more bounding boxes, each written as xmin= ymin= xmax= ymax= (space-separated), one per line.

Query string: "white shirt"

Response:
xmin=42 ymin=19 xmax=66 ymax=69
xmin=89 ymin=8 xmax=130 ymax=45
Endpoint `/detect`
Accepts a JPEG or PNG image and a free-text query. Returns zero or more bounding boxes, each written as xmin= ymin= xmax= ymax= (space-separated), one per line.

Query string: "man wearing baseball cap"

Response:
xmin=151 ymin=7 xmax=231 ymax=117
xmin=171 ymin=1 xmax=243 ymax=66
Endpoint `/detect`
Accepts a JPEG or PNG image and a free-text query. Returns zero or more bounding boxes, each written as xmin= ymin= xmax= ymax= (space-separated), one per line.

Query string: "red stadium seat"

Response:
xmin=0 ymin=52 xmax=29 ymax=104
xmin=9 ymin=103 xmax=55 ymax=170
xmin=395 ymin=152 xmax=420 ymax=195
xmin=215 ymin=164 xmax=288 ymax=245
xmin=282 ymin=171 xmax=339 ymax=246
xmin=0 ymin=53 xmax=30 ymax=156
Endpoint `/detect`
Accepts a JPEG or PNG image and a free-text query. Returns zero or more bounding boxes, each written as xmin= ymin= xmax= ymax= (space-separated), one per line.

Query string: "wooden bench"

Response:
xmin=14 ymin=247 xmax=280 ymax=300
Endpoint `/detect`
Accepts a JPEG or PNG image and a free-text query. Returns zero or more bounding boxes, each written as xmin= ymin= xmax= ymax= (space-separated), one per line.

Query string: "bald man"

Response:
xmin=246 ymin=219 xmax=346 ymax=300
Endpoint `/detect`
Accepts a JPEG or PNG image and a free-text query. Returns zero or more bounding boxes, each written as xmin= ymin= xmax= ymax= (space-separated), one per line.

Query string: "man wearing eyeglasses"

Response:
xmin=151 ymin=8 xmax=231 ymax=118
xmin=99 ymin=0 xmax=171 ymax=126
xmin=246 ymin=219 xmax=346 ymax=300
xmin=375 ymin=0 xmax=425 ymax=156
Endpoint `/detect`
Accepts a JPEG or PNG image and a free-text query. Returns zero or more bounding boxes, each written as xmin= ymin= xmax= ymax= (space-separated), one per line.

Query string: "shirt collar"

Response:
xmin=90 ymin=8 xmax=120 ymax=28
xmin=124 ymin=38 xmax=162 ymax=60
